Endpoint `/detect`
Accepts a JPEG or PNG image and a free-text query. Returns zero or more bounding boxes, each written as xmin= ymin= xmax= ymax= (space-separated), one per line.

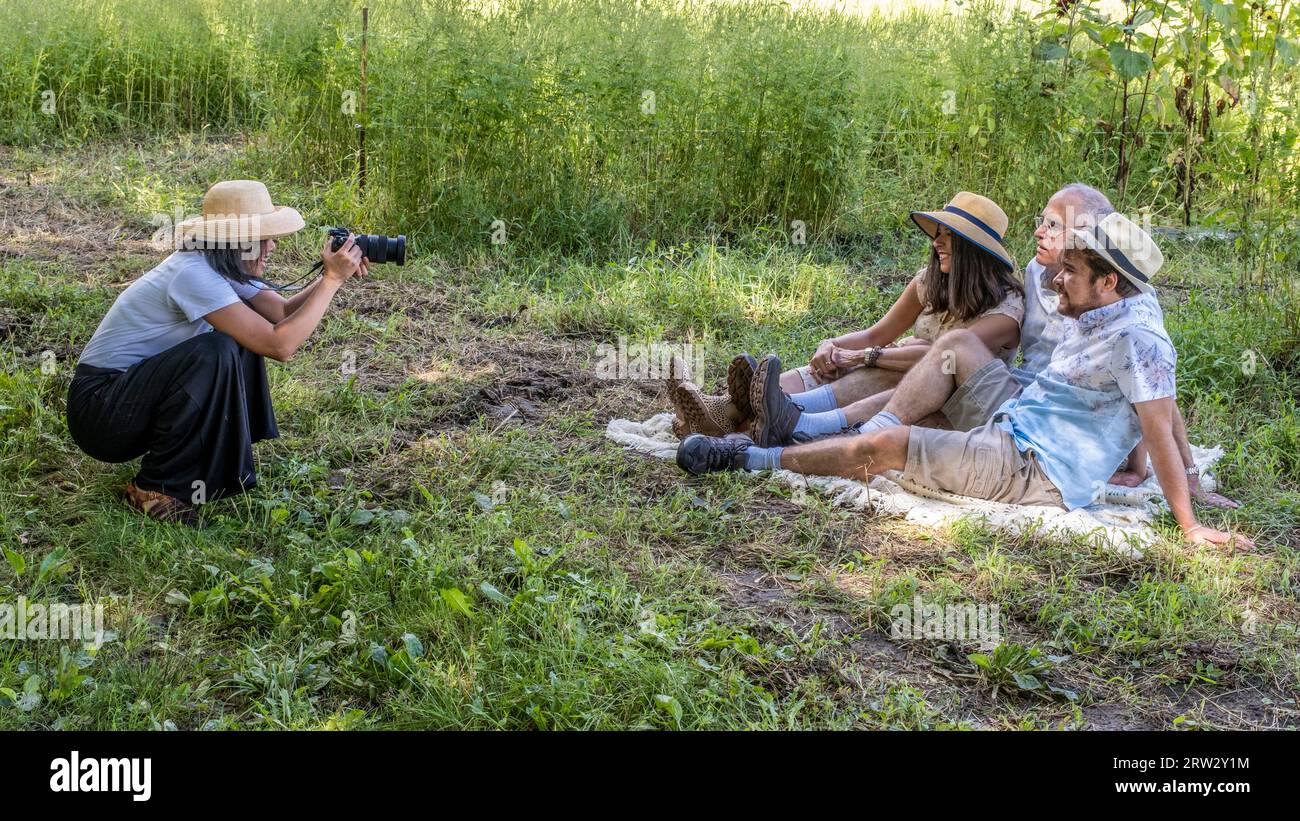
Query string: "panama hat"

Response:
xmin=1066 ymin=212 xmax=1162 ymax=295
xmin=176 ymin=180 xmax=305 ymax=247
xmin=910 ymin=192 xmax=1015 ymax=272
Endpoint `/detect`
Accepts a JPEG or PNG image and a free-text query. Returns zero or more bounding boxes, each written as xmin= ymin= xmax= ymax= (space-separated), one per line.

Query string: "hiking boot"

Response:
xmin=749 ymin=354 xmax=804 ymax=447
xmin=671 ymin=381 xmax=736 ymax=437
xmin=676 ymin=433 xmax=753 ymax=476
xmin=727 ymin=353 xmax=758 ymax=421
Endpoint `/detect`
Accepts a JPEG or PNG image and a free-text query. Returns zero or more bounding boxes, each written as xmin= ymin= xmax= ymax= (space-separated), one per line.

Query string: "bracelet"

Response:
xmin=1185 ymin=466 xmax=1199 ymax=477
xmin=866 ymin=346 xmax=884 ymax=368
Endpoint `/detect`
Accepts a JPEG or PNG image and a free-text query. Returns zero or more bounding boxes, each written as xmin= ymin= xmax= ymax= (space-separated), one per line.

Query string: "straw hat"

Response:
xmin=910 ymin=192 xmax=1015 ymax=272
xmin=1066 ymin=212 xmax=1162 ymax=295
xmin=176 ymin=180 xmax=305 ymax=246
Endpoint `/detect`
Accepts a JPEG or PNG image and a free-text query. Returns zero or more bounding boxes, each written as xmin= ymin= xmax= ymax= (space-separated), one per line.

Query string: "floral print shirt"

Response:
xmin=1012 ymin=259 xmax=1166 ymax=385
xmin=993 ymin=294 xmax=1177 ymax=510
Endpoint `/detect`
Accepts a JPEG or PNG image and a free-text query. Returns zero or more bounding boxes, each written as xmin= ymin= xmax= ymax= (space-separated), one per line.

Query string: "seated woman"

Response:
xmin=670 ymin=192 xmax=1025 ymax=437
xmin=66 ymin=180 xmax=367 ymax=524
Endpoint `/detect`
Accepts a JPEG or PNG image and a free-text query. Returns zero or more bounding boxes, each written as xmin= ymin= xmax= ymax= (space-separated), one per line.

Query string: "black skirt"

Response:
xmin=66 ymin=331 xmax=279 ymax=504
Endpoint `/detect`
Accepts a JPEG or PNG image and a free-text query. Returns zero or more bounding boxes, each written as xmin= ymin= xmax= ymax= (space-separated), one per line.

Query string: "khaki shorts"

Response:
xmin=900 ymin=418 xmax=1065 ymax=508
xmin=941 ymin=358 xmax=1023 ymax=432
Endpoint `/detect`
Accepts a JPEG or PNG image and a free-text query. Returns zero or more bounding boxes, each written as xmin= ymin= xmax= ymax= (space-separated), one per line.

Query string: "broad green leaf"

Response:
xmin=5 ymin=548 xmax=25 ymax=576
xmin=479 ymin=581 xmax=509 ymax=605
xmin=1277 ymin=37 xmax=1299 ymax=66
xmin=402 ymin=632 xmax=425 ymax=659
xmin=1108 ymin=43 xmax=1152 ymax=80
xmin=1033 ymin=40 xmax=1067 ymax=61
xmin=654 ymin=694 xmax=682 ymax=725
xmin=440 ymin=587 xmax=473 ymax=616
xmin=512 ymin=537 xmax=532 ymax=563
xmin=34 ymin=547 xmax=69 ymax=588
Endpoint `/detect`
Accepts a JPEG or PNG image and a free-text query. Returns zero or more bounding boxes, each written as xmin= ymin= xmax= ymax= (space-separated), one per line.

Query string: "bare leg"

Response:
xmin=883 ymin=329 xmax=995 ymax=424
xmin=779 ymin=369 xmax=809 ymax=394
xmin=840 ymin=388 xmax=894 ymax=425
xmin=778 ymin=364 xmax=901 ymax=406
xmin=779 ymin=426 xmax=910 ymax=480
xmin=828 ymin=367 xmax=903 ymax=407
xmin=917 ymin=411 xmax=951 ymax=430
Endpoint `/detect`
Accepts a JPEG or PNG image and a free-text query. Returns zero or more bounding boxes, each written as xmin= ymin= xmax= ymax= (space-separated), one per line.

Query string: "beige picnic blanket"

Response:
xmin=606 ymin=412 xmax=1227 ymax=558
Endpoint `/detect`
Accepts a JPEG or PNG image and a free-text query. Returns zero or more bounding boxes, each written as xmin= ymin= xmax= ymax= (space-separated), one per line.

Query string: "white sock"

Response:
xmin=858 ymin=411 xmax=902 ymax=434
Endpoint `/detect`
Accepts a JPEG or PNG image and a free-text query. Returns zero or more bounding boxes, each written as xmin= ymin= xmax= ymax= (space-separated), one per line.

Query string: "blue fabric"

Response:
xmin=793 ymin=409 xmax=848 ymax=438
xmin=943 ymin=205 xmax=1004 ymax=242
xmin=788 ymin=384 xmax=837 ymax=413
xmin=1016 ymin=259 xmax=1165 ymax=383
xmin=995 ymin=296 xmax=1176 ymax=509
xmin=745 ymin=446 xmax=784 ymax=472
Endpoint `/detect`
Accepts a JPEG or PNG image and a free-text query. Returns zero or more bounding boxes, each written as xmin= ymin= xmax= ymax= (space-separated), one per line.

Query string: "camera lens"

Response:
xmin=327 ymin=229 xmax=406 ymax=265
xmin=357 ymin=234 xmax=406 ymax=265
xmin=390 ymin=236 xmax=406 ymax=265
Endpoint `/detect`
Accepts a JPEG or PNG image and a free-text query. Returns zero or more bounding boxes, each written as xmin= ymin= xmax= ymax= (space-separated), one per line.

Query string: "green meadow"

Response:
xmin=1 ymin=0 xmax=1298 ymax=728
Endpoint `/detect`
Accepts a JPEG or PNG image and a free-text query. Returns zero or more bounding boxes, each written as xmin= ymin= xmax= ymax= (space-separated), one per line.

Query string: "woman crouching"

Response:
xmin=66 ymin=180 xmax=367 ymax=524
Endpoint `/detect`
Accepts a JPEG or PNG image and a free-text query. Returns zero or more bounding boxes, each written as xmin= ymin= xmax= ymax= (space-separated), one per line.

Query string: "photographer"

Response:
xmin=66 ymin=180 xmax=367 ymax=524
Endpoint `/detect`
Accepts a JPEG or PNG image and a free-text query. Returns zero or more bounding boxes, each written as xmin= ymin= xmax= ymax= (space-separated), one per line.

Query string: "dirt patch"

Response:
xmin=719 ymin=569 xmax=792 ymax=611
xmin=1156 ymin=682 xmax=1299 ymax=729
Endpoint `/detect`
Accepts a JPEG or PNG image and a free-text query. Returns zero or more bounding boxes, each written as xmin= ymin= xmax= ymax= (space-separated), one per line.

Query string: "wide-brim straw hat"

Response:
xmin=910 ymin=191 xmax=1015 ymax=272
xmin=1067 ymin=211 xmax=1162 ymax=295
xmin=176 ymin=180 xmax=305 ymax=246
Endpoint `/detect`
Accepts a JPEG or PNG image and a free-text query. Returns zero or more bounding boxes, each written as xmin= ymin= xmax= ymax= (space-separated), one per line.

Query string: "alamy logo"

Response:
xmin=50 ymin=751 xmax=152 ymax=802
xmin=0 ymin=597 xmax=107 ymax=645
xmin=593 ymin=336 xmax=707 ymax=382
xmin=890 ymin=595 xmax=1001 ymax=643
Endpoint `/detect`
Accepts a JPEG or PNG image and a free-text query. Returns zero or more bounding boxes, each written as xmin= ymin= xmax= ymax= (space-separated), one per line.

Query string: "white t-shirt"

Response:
xmin=78 ymin=252 xmax=264 ymax=370
xmin=1013 ymin=259 xmax=1065 ymax=382
xmin=907 ymin=266 xmax=1026 ymax=364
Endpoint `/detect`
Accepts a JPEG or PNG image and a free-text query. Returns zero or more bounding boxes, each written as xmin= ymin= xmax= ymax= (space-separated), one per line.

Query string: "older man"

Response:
xmin=679 ymin=210 xmax=1253 ymax=551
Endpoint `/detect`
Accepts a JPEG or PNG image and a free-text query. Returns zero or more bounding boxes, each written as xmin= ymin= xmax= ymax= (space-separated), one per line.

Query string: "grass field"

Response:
xmin=2 ymin=135 xmax=1298 ymax=730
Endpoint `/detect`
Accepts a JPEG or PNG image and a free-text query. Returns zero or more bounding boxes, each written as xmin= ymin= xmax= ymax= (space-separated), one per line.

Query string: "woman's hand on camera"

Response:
xmin=321 ymin=234 xmax=364 ymax=283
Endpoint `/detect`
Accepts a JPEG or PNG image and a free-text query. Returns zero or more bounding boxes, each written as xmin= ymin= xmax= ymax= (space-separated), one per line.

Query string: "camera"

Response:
xmin=328 ymin=227 xmax=406 ymax=265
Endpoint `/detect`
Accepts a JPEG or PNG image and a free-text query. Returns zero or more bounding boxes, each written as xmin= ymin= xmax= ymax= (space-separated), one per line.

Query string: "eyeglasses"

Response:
xmin=1034 ymin=214 xmax=1066 ymax=236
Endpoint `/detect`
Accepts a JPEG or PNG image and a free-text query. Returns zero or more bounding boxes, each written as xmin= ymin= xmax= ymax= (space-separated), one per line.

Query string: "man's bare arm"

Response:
xmin=1134 ymin=397 xmax=1253 ymax=550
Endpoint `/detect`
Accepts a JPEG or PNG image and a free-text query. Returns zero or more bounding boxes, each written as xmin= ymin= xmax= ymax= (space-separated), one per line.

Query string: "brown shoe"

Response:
xmin=671 ymin=381 xmax=737 ymax=437
xmin=124 ymin=481 xmax=200 ymax=526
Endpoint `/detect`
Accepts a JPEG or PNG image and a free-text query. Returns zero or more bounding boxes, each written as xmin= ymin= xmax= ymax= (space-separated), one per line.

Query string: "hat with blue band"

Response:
xmin=1066 ymin=212 xmax=1162 ymax=296
xmin=909 ymin=191 xmax=1016 ymax=272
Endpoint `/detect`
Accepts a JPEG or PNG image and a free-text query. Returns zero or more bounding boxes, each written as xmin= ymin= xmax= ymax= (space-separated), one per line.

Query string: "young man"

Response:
xmin=679 ymin=213 xmax=1253 ymax=551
